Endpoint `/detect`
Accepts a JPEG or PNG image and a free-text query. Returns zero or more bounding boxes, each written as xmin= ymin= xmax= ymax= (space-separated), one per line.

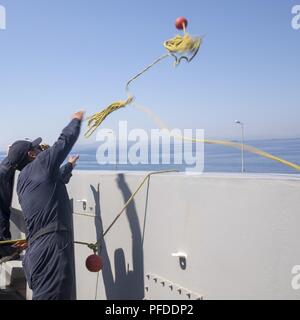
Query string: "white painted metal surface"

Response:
xmin=10 ymin=172 xmax=300 ymax=300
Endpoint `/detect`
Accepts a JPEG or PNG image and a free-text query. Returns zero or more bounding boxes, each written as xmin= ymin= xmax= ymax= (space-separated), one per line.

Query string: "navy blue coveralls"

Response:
xmin=0 ymin=157 xmax=15 ymax=241
xmin=17 ymin=119 xmax=81 ymax=300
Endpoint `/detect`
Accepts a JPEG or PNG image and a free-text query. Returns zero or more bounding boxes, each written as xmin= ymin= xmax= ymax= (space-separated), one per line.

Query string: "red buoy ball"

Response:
xmin=86 ymin=254 xmax=104 ymax=272
xmin=175 ymin=17 xmax=188 ymax=30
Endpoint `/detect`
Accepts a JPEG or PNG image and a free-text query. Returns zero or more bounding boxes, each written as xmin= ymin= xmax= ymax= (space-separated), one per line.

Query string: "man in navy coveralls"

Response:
xmin=0 ymin=155 xmax=16 ymax=240
xmin=14 ymin=111 xmax=84 ymax=300
xmin=0 ymin=148 xmax=18 ymax=258
xmin=0 ymin=142 xmax=48 ymax=259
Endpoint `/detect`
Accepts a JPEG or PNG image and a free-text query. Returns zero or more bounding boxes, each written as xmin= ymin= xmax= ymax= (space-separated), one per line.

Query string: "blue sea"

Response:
xmin=1 ymin=139 xmax=300 ymax=174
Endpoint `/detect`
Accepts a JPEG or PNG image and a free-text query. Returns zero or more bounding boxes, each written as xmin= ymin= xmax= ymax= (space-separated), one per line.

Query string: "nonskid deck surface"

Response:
xmin=0 ymin=257 xmax=27 ymax=300
xmin=0 ymin=288 xmax=25 ymax=300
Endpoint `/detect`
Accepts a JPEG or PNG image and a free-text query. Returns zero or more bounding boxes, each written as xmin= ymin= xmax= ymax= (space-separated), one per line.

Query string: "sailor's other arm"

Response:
xmin=60 ymin=155 xmax=79 ymax=184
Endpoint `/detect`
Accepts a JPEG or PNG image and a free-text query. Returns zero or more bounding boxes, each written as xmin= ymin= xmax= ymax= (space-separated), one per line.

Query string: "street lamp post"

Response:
xmin=235 ymin=120 xmax=245 ymax=173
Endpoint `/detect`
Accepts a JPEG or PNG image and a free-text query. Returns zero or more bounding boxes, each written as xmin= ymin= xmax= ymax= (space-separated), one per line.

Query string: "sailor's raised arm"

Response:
xmin=41 ymin=111 xmax=84 ymax=174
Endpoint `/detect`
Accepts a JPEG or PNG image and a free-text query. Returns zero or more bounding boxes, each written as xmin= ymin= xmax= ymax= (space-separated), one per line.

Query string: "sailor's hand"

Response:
xmin=40 ymin=143 xmax=50 ymax=151
xmin=72 ymin=110 xmax=85 ymax=121
xmin=68 ymin=155 xmax=80 ymax=168
xmin=12 ymin=240 xmax=28 ymax=251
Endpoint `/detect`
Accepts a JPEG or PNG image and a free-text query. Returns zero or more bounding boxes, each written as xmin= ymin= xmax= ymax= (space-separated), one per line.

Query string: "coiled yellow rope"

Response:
xmin=164 ymin=31 xmax=202 ymax=66
xmin=84 ymin=97 xmax=134 ymax=138
xmin=84 ymin=29 xmax=202 ymax=138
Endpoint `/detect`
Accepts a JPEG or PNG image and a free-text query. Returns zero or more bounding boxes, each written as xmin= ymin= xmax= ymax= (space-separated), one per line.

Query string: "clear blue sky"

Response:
xmin=0 ymin=0 xmax=299 ymax=150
